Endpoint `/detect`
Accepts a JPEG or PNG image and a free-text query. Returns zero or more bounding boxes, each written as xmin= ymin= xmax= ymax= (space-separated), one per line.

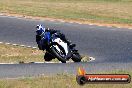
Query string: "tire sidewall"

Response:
xmin=72 ymin=52 xmax=81 ymax=62
xmin=51 ymin=45 xmax=67 ymax=63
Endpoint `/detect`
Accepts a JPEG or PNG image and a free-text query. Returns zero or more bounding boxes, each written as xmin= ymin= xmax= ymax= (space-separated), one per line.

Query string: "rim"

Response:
xmin=53 ymin=45 xmax=66 ymax=58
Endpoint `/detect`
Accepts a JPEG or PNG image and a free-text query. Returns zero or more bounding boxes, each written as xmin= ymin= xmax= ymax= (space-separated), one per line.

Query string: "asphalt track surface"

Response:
xmin=0 ymin=15 xmax=132 ymax=78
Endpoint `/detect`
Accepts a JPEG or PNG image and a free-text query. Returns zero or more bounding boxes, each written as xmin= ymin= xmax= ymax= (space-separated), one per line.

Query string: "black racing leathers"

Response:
xmin=36 ymin=28 xmax=70 ymax=50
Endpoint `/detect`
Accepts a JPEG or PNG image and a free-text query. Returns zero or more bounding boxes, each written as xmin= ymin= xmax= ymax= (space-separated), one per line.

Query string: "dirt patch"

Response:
xmin=0 ymin=12 xmax=132 ymax=29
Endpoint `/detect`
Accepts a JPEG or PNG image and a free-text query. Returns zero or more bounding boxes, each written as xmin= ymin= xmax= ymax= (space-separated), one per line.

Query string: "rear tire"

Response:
xmin=72 ymin=53 xmax=81 ymax=62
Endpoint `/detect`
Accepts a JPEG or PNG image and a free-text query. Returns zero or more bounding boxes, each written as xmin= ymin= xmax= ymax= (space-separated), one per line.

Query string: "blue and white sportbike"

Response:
xmin=36 ymin=26 xmax=81 ymax=63
xmin=49 ymin=33 xmax=81 ymax=63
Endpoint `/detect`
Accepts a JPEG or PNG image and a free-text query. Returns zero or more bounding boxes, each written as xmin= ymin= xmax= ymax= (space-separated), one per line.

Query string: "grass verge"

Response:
xmin=0 ymin=0 xmax=132 ymax=27
xmin=0 ymin=43 xmax=90 ymax=63
xmin=0 ymin=70 xmax=131 ymax=88
xmin=0 ymin=43 xmax=44 ymax=63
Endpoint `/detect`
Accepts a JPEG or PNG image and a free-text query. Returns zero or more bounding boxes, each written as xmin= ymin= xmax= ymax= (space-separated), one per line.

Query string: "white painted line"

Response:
xmin=0 ymin=63 xmax=16 ymax=64
xmin=12 ymin=44 xmax=18 ymax=46
xmin=30 ymin=62 xmax=61 ymax=63
xmin=27 ymin=46 xmax=32 ymax=48
xmin=0 ymin=60 xmax=89 ymax=64
xmin=0 ymin=42 xmax=3 ymax=44
xmin=128 ymin=28 xmax=132 ymax=30
xmin=67 ymin=61 xmax=74 ymax=63
xmin=5 ymin=43 xmax=10 ymax=45
xmin=38 ymin=61 xmax=74 ymax=63
xmin=98 ymin=25 xmax=103 ymax=27
xmin=32 ymin=62 xmax=44 ymax=63
xmin=0 ymin=13 xmax=3 ymax=15
xmin=0 ymin=61 xmax=63 ymax=64
xmin=89 ymin=24 xmax=94 ymax=25
xmin=20 ymin=45 xmax=25 ymax=47
xmin=117 ymin=27 xmax=121 ymax=29
xmin=32 ymin=47 xmax=38 ymax=49
xmin=44 ymin=61 xmax=74 ymax=63
xmin=78 ymin=23 xmax=82 ymax=25
xmin=45 ymin=61 xmax=61 ymax=63
xmin=0 ymin=42 xmax=38 ymax=49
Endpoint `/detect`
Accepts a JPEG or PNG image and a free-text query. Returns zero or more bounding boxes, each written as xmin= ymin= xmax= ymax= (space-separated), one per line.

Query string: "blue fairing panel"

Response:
xmin=44 ymin=32 xmax=51 ymax=43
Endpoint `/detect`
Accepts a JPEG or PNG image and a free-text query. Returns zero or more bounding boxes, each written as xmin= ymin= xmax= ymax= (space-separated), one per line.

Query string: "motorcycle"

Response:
xmin=42 ymin=31 xmax=81 ymax=63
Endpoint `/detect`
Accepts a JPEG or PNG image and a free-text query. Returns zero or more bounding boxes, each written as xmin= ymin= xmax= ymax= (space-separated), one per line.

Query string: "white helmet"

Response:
xmin=36 ymin=24 xmax=45 ymax=35
xmin=36 ymin=24 xmax=45 ymax=31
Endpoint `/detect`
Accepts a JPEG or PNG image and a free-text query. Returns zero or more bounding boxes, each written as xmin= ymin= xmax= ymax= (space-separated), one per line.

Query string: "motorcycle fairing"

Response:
xmin=52 ymin=38 xmax=69 ymax=55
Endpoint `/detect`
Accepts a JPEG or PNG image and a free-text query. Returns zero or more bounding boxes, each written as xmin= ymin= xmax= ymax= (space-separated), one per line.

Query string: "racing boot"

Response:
xmin=69 ymin=43 xmax=76 ymax=48
xmin=59 ymin=33 xmax=76 ymax=48
xmin=66 ymin=40 xmax=76 ymax=49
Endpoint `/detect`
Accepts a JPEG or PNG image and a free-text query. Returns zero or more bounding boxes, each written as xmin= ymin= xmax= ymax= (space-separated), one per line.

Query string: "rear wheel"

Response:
xmin=72 ymin=52 xmax=81 ymax=62
xmin=51 ymin=45 xmax=67 ymax=63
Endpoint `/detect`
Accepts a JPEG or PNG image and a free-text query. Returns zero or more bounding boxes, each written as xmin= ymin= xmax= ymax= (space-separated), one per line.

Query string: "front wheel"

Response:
xmin=72 ymin=52 xmax=81 ymax=62
xmin=51 ymin=45 xmax=67 ymax=63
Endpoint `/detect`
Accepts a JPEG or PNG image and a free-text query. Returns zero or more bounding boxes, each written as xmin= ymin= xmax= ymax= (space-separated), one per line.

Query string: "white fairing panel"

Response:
xmin=53 ymin=38 xmax=68 ymax=55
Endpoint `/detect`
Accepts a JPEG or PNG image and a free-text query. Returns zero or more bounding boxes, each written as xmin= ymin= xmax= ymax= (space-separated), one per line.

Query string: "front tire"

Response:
xmin=51 ymin=46 xmax=67 ymax=63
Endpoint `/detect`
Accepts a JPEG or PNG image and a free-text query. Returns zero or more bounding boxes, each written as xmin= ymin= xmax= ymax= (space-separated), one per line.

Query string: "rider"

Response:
xmin=36 ymin=24 xmax=75 ymax=61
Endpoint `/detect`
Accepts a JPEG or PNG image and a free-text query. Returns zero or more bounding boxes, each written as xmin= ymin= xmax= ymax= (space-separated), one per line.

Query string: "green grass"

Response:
xmin=0 ymin=0 xmax=132 ymax=25
xmin=0 ymin=70 xmax=131 ymax=88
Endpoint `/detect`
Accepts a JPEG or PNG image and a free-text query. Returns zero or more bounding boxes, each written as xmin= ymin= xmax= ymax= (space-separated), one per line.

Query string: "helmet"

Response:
xmin=36 ymin=24 xmax=45 ymax=35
